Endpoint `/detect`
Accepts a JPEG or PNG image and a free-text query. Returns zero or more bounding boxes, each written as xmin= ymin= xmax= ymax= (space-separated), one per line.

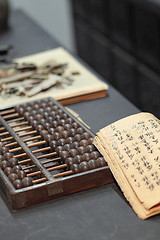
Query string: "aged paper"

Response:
xmin=94 ymin=113 xmax=160 ymax=219
xmin=0 ymin=48 xmax=108 ymax=107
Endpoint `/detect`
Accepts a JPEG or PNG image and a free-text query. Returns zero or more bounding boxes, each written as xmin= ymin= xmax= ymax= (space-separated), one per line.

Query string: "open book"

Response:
xmin=94 ymin=112 xmax=160 ymax=219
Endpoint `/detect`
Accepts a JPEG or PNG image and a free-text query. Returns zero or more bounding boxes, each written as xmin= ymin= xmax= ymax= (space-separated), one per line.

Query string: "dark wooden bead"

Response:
xmin=66 ymin=117 xmax=73 ymax=124
xmin=31 ymin=120 xmax=38 ymax=128
xmin=52 ymin=120 xmax=59 ymax=128
xmin=88 ymin=138 xmax=93 ymax=144
xmin=41 ymin=102 xmax=47 ymax=108
xmin=13 ymin=179 xmax=23 ymax=189
xmin=48 ymin=128 xmax=55 ymax=135
xmin=40 ymin=130 xmax=48 ymax=138
xmin=55 ymin=115 xmax=61 ymax=121
xmin=69 ymin=149 xmax=78 ymax=157
xmin=31 ymin=110 xmax=37 ymax=116
xmin=57 ymin=109 xmax=63 ymax=116
xmin=39 ymin=118 xmax=46 ymax=125
xmin=28 ymin=116 xmax=34 ymax=123
xmin=86 ymin=145 xmax=96 ymax=153
xmin=74 ymin=134 xmax=82 ymax=142
xmin=46 ymin=106 xmax=52 ymax=112
xmin=26 ymin=106 xmax=32 ymax=112
xmin=55 ymin=146 xmax=64 ymax=154
xmin=43 ymin=112 xmax=49 ymax=119
xmin=44 ymin=134 xmax=53 ymax=143
xmin=62 ymin=113 xmax=68 ymax=119
xmin=17 ymin=170 xmax=27 ymax=180
xmin=24 ymin=111 xmax=30 ymax=119
xmin=64 ymin=124 xmax=71 ymax=131
xmin=72 ymin=122 xmax=79 ymax=129
xmin=38 ymin=108 xmax=44 ymax=114
xmin=48 ymin=116 xmax=53 ymax=123
xmin=59 ymin=119 xmax=66 ymax=126
xmin=57 ymin=138 xmax=66 ymax=146
xmin=8 ymin=173 xmax=18 ymax=183
xmin=74 ymin=155 xmax=83 ymax=164
xmin=1 ymin=146 xmax=8 ymax=154
xmin=52 ymin=105 xmax=58 ymax=111
xmin=82 ymin=153 xmax=91 ymax=161
xmin=97 ymin=157 xmax=107 ymax=167
xmin=48 ymin=101 xmax=54 ymax=107
xmin=77 ymin=146 xmax=86 ymax=155
xmin=90 ymin=151 xmax=101 ymax=159
xmin=33 ymin=104 xmax=39 ymax=110
xmin=36 ymin=124 xmax=44 ymax=132
xmin=65 ymin=157 xmax=75 ymax=167
xmin=3 ymin=152 xmax=13 ymax=160
xmin=0 ymin=142 xmax=4 ymax=149
xmin=13 ymin=165 xmax=22 ymax=174
xmin=53 ymin=132 xmax=61 ymax=141
xmin=0 ymin=155 xmax=4 ymax=162
xmin=59 ymin=151 xmax=69 ymax=161
xmin=4 ymin=167 xmax=14 ymax=176
xmin=50 ymin=111 xmax=56 ymax=118
xmin=22 ymin=177 xmax=33 ymax=187
xmin=64 ymin=144 xmax=71 ymax=151
xmin=79 ymin=139 xmax=88 ymax=147
xmin=0 ymin=160 xmax=10 ymax=170
xmin=82 ymin=132 xmax=91 ymax=140
xmin=56 ymin=126 xmax=64 ymax=133
xmin=72 ymin=142 xmax=79 ymax=149
xmin=49 ymin=140 xmax=57 ymax=150
xmin=35 ymin=114 xmax=43 ymax=121
xmin=61 ymin=130 xmax=69 ymax=139
xmin=79 ymin=161 xmax=89 ymax=172
xmin=44 ymin=122 xmax=52 ymax=130
xmin=77 ymin=127 xmax=84 ymax=134
xmin=9 ymin=158 xmax=18 ymax=167
xmin=69 ymin=128 xmax=77 ymax=137
xmin=17 ymin=107 xmax=25 ymax=116
xmin=88 ymin=159 xmax=98 ymax=169
xmin=66 ymin=137 xmax=74 ymax=144
xmin=70 ymin=164 xmax=81 ymax=174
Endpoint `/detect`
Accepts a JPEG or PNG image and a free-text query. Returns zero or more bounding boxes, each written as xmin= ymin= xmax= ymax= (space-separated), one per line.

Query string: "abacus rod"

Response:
xmin=18 ymin=130 xmax=37 ymax=137
xmin=27 ymin=164 xmax=67 ymax=177
xmin=3 ymin=113 xmax=19 ymax=120
xmin=53 ymin=170 xmax=73 ymax=178
xmin=0 ymin=108 xmax=15 ymax=116
xmin=18 ymin=153 xmax=58 ymax=164
xmin=33 ymin=177 xmax=47 ymax=184
xmin=8 ymin=140 xmax=46 ymax=153
xmin=14 ymin=126 xmax=32 ymax=133
xmin=14 ymin=146 xmax=51 ymax=158
xmin=9 ymin=121 xmax=29 ymax=128
xmin=1 ymin=136 xmax=13 ymax=142
xmin=22 ymin=157 xmax=61 ymax=169
xmin=5 ymin=135 xmax=42 ymax=147
xmin=7 ymin=117 xmax=24 ymax=123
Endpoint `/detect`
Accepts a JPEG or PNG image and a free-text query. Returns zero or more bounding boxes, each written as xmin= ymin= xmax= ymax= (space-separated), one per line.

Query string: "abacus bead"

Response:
xmin=77 ymin=146 xmax=86 ymax=155
xmin=13 ymin=179 xmax=23 ymax=189
xmin=77 ymin=127 xmax=84 ymax=134
xmin=0 ymin=142 xmax=4 ymax=149
xmin=33 ymin=104 xmax=39 ymax=110
xmin=57 ymin=109 xmax=63 ymax=116
xmin=82 ymin=132 xmax=91 ymax=140
xmin=22 ymin=177 xmax=33 ymax=187
xmin=72 ymin=122 xmax=79 ymax=129
xmin=48 ymin=128 xmax=55 ymax=135
xmin=88 ymin=159 xmax=98 ymax=169
xmin=31 ymin=110 xmax=37 ymax=116
xmin=74 ymin=155 xmax=83 ymax=164
xmin=46 ymin=106 xmax=52 ymax=112
xmin=59 ymin=151 xmax=69 ymax=162
xmin=13 ymin=165 xmax=22 ymax=174
xmin=65 ymin=157 xmax=75 ymax=167
xmin=79 ymin=161 xmax=89 ymax=172
xmin=86 ymin=145 xmax=96 ymax=153
xmin=52 ymin=105 xmax=58 ymax=111
xmin=53 ymin=132 xmax=61 ymax=141
xmin=4 ymin=167 xmax=14 ymax=176
xmin=44 ymin=134 xmax=53 ymax=142
xmin=36 ymin=124 xmax=44 ymax=132
xmin=97 ymin=157 xmax=107 ymax=167
xmin=48 ymin=116 xmax=53 ymax=123
xmin=69 ymin=149 xmax=78 ymax=157
xmin=49 ymin=140 xmax=57 ymax=150
xmin=61 ymin=130 xmax=69 ymax=139
xmin=44 ymin=122 xmax=52 ymax=130
xmin=41 ymin=102 xmax=47 ymax=108
xmin=9 ymin=157 xmax=18 ymax=167
xmin=36 ymin=114 xmax=43 ymax=121
xmin=0 ymin=160 xmax=10 ymax=170
xmin=48 ymin=101 xmax=54 ymax=107
xmin=57 ymin=138 xmax=66 ymax=146
xmin=66 ymin=137 xmax=74 ymax=144
xmin=64 ymin=124 xmax=71 ymax=131
xmin=39 ymin=118 xmax=46 ymax=125
xmin=59 ymin=119 xmax=65 ymax=126
xmin=88 ymin=138 xmax=93 ymax=144
xmin=0 ymin=155 xmax=4 ymax=162
xmin=56 ymin=126 xmax=64 ymax=133
xmin=32 ymin=120 xmax=38 ymax=128
xmin=3 ymin=152 xmax=13 ymax=160
xmin=55 ymin=146 xmax=64 ymax=154
xmin=24 ymin=112 xmax=30 ymax=119
xmin=18 ymin=107 xmax=24 ymax=116
xmin=38 ymin=108 xmax=44 ymax=114
xmin=74 ymin=134 xmax=82 ymax=142
xmin=8 ymin=173 xmax=18 ymax=183
xmin=26 ymin=106 xmax=32 ymax=112
xmin=79 ymin=139 xmax=88 ymax=147
xmin=28 ymin=116 xmax=34 ymax=123
xmin=82 ymin=153 xmax=91 ymax=161
xmin=50 ymin=111 xmax=56 ymax=118
xmin=40 ymin=130 xmax=48 ymax=138
xmin=64 ymin=144 xmax=71 ymax=151
xmin=55 ymin=115 xmax=61 ymax=121
xmin=90 ymin=151 xmax=101 ymax=159
xmin=52 ymin=120 xmax=59 ymax=128
xmin=43 ymin=112 xmax=49 ymax=119
xmin=70 ymin=164 xmax=81 ymax=174
xmin=62 ymin=113 xmax=68 ymax=119
xmin=66 ymin=117 xmax=73 ymax=124
xmin=17 ymin=170 xmax=27 ymax=180
xmin=1 ymin=147 xmax=8 ymax=154
xmin=72 ymin=142 xmax=79 ymax=149
xmin=69 ymin=128 xmax=76 ymax=137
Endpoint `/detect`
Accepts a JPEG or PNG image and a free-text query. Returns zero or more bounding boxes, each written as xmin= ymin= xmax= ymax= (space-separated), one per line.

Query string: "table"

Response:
xmin=0 ymin=10 xmax=159 ymax=240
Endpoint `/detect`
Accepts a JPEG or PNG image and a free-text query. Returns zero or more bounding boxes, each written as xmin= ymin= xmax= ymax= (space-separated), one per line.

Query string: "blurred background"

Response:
xmin=1 ymin=0 xmax=160 ymax=118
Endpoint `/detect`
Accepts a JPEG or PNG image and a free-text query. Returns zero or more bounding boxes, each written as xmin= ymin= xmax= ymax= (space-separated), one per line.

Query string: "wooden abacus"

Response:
xmin=0 ymin=97 xmax=113 ymax=209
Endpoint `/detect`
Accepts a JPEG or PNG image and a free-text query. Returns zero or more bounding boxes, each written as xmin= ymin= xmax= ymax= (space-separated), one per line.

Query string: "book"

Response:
xmin=94 ymin=112 xmax=160 ymax=219
xmin=0 ymin=47 xmax=108 ymax=107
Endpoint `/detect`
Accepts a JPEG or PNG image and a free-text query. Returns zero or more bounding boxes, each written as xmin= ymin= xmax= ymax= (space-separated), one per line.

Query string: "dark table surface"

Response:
xmin=0 ymin=10 xmax=159 ymax=240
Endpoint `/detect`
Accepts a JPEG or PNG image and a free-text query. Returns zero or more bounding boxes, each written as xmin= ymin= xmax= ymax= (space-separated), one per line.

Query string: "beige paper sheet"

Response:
xmin=0 ymin=47 xmax=108 ymax=108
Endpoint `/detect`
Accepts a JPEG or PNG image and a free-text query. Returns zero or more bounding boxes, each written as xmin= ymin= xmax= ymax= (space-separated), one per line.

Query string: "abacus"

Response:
xmin=0 ymin=97 xmax=113 ymax=209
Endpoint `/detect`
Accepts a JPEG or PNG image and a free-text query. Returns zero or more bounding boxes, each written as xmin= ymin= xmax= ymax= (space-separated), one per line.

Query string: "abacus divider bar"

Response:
xmin=0 ymin=115 xmax=52 ymax=181
xmin=0 ymin=108 xmax=15 ymax=116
